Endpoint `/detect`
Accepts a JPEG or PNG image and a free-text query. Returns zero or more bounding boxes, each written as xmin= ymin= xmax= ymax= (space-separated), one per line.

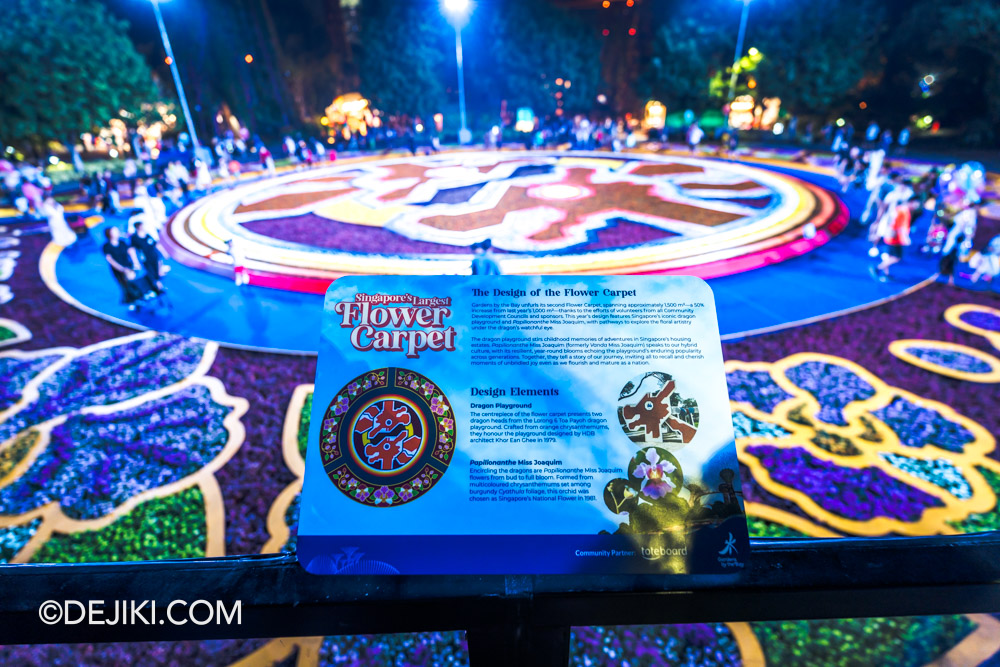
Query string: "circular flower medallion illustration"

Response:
xmin=318 ymin=368 xmax=455 ymax=507
xmin=617 ymin=371 xmax=700 ymax=450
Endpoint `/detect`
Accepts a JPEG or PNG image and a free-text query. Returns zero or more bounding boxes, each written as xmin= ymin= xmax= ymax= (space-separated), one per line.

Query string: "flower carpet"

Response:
xmin=2 ymin=151 xmax=1000 ymax=664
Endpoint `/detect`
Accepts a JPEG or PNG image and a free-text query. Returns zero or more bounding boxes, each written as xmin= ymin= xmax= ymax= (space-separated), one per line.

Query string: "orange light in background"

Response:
xmin=320 ymin=116 xmax=330 ymax=126
xmin=555 ymin=91 xmax=563 ymax=99
xmin=555 ymin=78 xmax=563 ymax=86
xmin=859 ymin=101 xmax=868 ymax=109
xmin=626 ymin=0 xmax=634 ymax=6
xmin=564 ymin=80 xmax=571 ymax=88
xmin=602 ymin=28 xmax=610 ymax=36
xmin=602 ymin=0 xmax=610 ymax=7
xmin=244 ymin=54 xmax=254 ymax=64
xmin=747 ymin=77 xmax=757 ymax=89
xmin=164 ymin=57 xmax=172 ymax=65
xmin=628 ymin=27 xmax=636 ymax=35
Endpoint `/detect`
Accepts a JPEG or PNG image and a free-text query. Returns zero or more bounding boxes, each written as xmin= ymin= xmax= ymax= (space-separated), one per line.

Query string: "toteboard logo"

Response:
xmin=319 ymin=368 xmax=455 ymax=507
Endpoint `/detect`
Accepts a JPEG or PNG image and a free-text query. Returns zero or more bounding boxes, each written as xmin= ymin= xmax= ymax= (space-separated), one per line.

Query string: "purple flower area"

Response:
xmin=242 ymin=211 xmax=682 ymax=258
xmin=960 ymin=310 xmax=1000 ymax=333
xmin=570 ymin=623 xmax=740 ymax=667
xmin=726 ymin=369 xmax=793 ymax=413
xmin=0 ymin=335 xmax=207 ymax=444
xmin=353 ymin=487 xmax=371 ymax=501
xmin=0 ymin=639 xmax=276 ymax=666
xmin=430 ymin=396 xmax=448 ymax=416
xmin=745 ymin=444 xmax=944 ymax=522
xmin=633 ymin=448 xmax=676 ymax=499
xmin=421 ymin=381 xmax=435 ymax=397
xmin=0 ymin=385 xmax=232 ymax=520
xmin=333 ymin=396 xmax=349 ymax=416
xmin=373 ymin=486 xmax=394 ymax=504
xmin=439 ymin=417 xmax=454 ymax=432
xmin=906 ymin=346 xmax=993 ymax=374
xmin=398 ymin=487 xmax=414 ymax=502
xmin=318 ymin=631 xmax=469 ymax=666
xmin=0 ymin=354 xmax=61 ymax=413
xmin=784 ymin=361 xmax=876 ymax=426
xmin=872 ymin=397 xmax=975 ymax=453
xmin=346 ymin=382 xmax=359 ymax=395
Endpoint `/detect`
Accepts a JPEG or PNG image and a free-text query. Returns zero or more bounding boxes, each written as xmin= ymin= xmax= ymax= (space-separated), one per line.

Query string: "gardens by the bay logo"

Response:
xmin=333 ymin=293 xmax=457 ymax=359
xmin=320 ymin=368 xmax=455 ymax=507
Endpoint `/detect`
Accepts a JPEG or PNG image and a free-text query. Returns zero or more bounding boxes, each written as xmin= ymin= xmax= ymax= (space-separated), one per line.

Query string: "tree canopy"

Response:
xmin=748 ymin=0 xmax=884 ymax=112
xmin=354 ymin=0 xmax=447 ymax=118
xmin=482 ymin=0 xmax=603 ymax=116
xmin=0 ymin=0 xmax=159 ymax=147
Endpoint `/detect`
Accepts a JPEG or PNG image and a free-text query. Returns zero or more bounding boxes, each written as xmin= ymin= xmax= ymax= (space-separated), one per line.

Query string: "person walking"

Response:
xmin=969 ymin=235 xmax=1000 ymax=285
xmin=865 ymin=120 xmax=880 ymax=148
xmin=122 ymin=158 xmax=138 ymax=196
xmin=940 ymin=203 xmax=978 ymax=285
xmin=686 ymin=122 xmax=704 ymax=153
xmin=227 ymin=237 xmax=249 ymax=287
xmin=103 ymin=226 xmax=144 ymax=310
xmin=40 ymin=196 xmax=76 ymax=246
xmin=880 ymin=129 xmax=894 ymax=153
xmin=131 ymin=219 xmax=168 ymax=294
xmin=871 ymin=198 xmax=916 ymax=281
xmin=861 ymin=161 xmax=890 ymax=225
xmin=897 ymin=127 xmax=911 ymax=155
xmin=471 ymin=240 xmax=501 ymax=275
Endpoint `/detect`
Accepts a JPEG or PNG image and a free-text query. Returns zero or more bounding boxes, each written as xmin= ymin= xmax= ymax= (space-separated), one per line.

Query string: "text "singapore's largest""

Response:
xmin=334 ymin=293 xmax=457 ymax=358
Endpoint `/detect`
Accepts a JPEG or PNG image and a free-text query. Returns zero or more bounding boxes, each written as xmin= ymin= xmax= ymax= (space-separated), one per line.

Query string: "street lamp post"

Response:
xmin=726 ymin=0 xmax=752 ymax=102
xmin=442 ymin=0 xmax=472 ymax=145
xmin=147 ymin=0 xmax=203 ymax=155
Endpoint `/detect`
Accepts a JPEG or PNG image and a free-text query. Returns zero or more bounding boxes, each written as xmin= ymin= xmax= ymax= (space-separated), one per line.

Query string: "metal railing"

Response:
xmin=2 ymin=533 xmax=999 ymax=666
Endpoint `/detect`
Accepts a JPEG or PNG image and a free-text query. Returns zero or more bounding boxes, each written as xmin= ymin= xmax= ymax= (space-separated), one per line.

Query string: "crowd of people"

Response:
xmin=4 ymin=118 xmax=998 ymax=298
xmin=847 ymin=151 xmax=998 ymax=286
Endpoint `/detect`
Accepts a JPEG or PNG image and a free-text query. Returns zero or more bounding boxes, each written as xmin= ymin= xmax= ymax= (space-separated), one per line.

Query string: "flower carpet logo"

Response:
xmin=0 ymin=330 xmax=247 ymax=562
xmin=319 ymin=368 xmax=454 ymax=507
xmin=727 ymin=353 xmax=999 ymax=536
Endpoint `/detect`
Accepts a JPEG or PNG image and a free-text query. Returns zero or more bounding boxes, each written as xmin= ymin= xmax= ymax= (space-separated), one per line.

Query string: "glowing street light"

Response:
xmin=144 ymin=0 xmax=202 ymax=155
xmin=726 ymin=0 xmax=752 ymax=102
xmin=442 ymin=0 xmax=472 ymax=144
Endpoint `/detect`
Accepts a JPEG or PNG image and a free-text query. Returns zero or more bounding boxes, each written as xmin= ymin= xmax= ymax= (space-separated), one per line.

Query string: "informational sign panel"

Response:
xmin=298 ymin=276 xmax=749 ymax=576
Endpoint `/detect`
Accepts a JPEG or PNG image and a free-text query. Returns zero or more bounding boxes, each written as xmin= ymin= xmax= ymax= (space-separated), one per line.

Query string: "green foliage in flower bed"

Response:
xmin=746 ymin=516 xmax=808 ymax=539
xmin=752 ymin=615 xmax=975 ymax=667
xmin=30 ymin=487 xmax=207 ymax=563
xmin=0 ymin=430 xmax=37 ymax=480
xmin=297 ymin=392 xmax=312 ymax=461
xmin=282 ymin=493 xmax=300 ymax=554
xmin=949 ymin=466 xmax=1000 ymax=533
